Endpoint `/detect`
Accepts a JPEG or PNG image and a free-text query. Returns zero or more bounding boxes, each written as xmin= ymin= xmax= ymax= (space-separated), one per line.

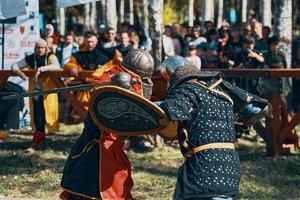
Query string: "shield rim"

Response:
xmin=89 ymin=85 xmax=169 ymax=136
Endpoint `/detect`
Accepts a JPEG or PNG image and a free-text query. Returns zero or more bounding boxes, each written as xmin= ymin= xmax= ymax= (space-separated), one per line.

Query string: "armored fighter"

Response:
xmin=158 ymin=56 xmax=270 ymax=200
xmin=60 ymin=49 xmax=154 ymax=200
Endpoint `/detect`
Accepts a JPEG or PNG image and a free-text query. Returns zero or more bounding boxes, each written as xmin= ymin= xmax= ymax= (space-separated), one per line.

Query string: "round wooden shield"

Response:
xmin=89 ymin=85 xmax=169 ymax=136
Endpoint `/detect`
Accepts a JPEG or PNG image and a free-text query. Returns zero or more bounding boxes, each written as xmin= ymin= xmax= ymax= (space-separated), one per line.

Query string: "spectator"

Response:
xmin=11 ymin=39 xmax=60 ymax=152
xmin=171 ymin=29 xmax=182 ymax=56
xmin=190 ymin=26 xmax=207 ymax=48
xmin=101 ymin=27 xmax=119 ymax=48
xmin=219 ymin=20 xmax=231 ymax=33
xmin=185 ymin=44 xmax=201 ymax=69
xmin=242 ymin=23 xmax=253 ymax=38
xmin=97 ymin=24 xmax=107 ymax=43
xmin=58 ymin=34 xmax=65 ymax=44
xmin=264 ymin=35 xmax=287 ymax=69
xmin=56 ymin=33 xmax=79 ymax=123
xmin=162 ymin=25 xmax=175 ymax=59
xmin=172 ymin=23 xmax=185 ymax=54
xmin=255 ymin=26 xmax=271 ymax=54
xmin=182 ymin=35 xmax=193 ymax=57
xmin=249 ymin=17 xmax=263 ymax=39
xmin=204 ymin=20 xmax=215 ymax=38
xmin=43 ymin=24 xmax=59 ymax=45
xmin=76 ymin=34 xmax=85 ymax=50
xmin=218 ymin=30 xmax=234 ymax=69
xmin=234 ymin=36 xmax=264 ymax=94
xmin=137 ymin=28 xmax=150 ymax=50
xmin=186 ymin=25 xmax=194 ymax=37
xmin=204 ymin=29 xmax=219 ymax=68
xmin=261 ymin=36 xmax=290 ymax=112
xmin=56 ymin=33 xmax=79 ymax=67
xmin=117 ymin=31 xmax=133 ymax=57
xmin=234 ymin=36 xmax=264 ymax=69
xmin=230 ymin=25 xmax=243 ymax=54
xmin=130 ymin=34 xmax=140 ymax=49
xmin=45 ymin=36 xmax=58 ymax=54
xmin=114 ymin=31 xmax=133 ymax=62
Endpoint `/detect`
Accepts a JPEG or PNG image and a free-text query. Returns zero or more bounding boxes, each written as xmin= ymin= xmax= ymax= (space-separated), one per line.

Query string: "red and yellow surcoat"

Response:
xmin=64 ymin=58 xmax=142 ymax=114
xmin=61 ymin=60 xmax=142 ymax=200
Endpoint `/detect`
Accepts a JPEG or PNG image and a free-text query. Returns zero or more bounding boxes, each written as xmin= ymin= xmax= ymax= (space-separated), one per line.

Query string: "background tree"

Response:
xmin=149 ymin=0 xmax=163 ymax=70
xmin=106 ymin=0 xmax=118 ymax=30
xmin=149 ymin=0 xmax=164 ymax=147
xmin=100 ymin=0 xmax=107 ymax=25
xmin=217 ymin=0 xmax=224 ymax=28
xmin=188 ymin=0 xmax=194 ymax=27
xmin=84 ymin=3 xmax=91 ymax=29
xmin=129 ymin=0 xmax=134 ymax=25
xmin=142 ymin=0 xmax=149 ymax=28
xmin=292 ymin=0 xmax=300 ymax=25
xmin=202 ymin=0 xmax=215 ymax=23
xmin=274 ymin=0 xmax=292 ymax=68
xmin=119 ymin=0 xmax=125 ymax=24
xmin=241 ymin=0 xmax=247 ymax=23
xmin=262 ymin=0 xmax=272 ymax=27
xmin=90 ymin=0 xmax=97 ymax=30
xmin=56 ymin=6 xmax=65 ymax=35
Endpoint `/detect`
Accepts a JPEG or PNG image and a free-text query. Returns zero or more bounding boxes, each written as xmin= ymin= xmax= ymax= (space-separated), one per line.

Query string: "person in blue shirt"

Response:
xmin=56 ymin=33 xmax=79 ymax=67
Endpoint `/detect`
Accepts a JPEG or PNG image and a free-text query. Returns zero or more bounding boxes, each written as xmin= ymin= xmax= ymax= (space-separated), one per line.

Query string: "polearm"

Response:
xmin=2 ymin=82 xmax=110 ymax=100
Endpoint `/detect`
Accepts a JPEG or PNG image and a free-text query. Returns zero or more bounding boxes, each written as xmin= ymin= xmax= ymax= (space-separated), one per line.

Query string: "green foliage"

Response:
xmin=163 ymin=0 xmax=189 ymax=25
xmin=163 ymin=2 xmax=180 ymax=25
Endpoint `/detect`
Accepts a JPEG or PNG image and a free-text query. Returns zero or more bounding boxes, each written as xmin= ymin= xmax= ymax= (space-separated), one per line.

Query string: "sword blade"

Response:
xmin=2 ymin=82 xmax=110 ymax=100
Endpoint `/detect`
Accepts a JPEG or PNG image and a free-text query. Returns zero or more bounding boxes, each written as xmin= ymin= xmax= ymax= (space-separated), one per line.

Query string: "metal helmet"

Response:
xmin=111 ymin=72 xmax=133 ymax=90
xmin=122 ymin=49 xmax=154 ymax=78
xmin=160 ymin=55 xmax=189 ymax=81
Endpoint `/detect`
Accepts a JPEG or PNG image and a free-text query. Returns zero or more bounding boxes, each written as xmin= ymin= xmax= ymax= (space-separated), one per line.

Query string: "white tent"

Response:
xmin=0 ymin=0 xmax=26 ymax=19
xmin=57 ymin=0 xmax=96 ymax=8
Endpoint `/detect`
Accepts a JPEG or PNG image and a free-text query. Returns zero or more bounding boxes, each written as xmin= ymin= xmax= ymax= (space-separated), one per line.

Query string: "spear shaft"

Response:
xmin=2 ymin=82 xmax=110 ymax=100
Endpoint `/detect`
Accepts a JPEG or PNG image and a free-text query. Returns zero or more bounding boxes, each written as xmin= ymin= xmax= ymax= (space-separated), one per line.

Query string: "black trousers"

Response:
xmin=33 ymin=95 xmax=46 ymax=132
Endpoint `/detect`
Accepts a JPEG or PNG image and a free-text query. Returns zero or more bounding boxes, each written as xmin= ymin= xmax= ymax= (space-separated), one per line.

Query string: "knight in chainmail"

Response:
xmin=158 ymin=56 xmax=271 ymax=200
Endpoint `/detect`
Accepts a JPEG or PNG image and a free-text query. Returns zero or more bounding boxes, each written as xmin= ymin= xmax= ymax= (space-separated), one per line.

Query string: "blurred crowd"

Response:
xmin=41 ymin=17 xmax=300 ymax=111
xmin=43 ymin=19 xmax=300 ymax=71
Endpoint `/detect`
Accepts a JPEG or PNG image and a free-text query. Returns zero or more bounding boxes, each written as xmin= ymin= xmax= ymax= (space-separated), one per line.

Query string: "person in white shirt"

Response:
xmin=162 ymin=25 xmax=175 ymax=59
xmin=185 ymin=44 xmax=201 ymax=70
xmin=101 ymin=27 xmax=119 ymax=49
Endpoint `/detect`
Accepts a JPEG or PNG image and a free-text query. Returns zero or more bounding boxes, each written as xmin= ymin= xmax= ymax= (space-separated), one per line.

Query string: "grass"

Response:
xmin=0 ymin=125 xmax=299 ymax=200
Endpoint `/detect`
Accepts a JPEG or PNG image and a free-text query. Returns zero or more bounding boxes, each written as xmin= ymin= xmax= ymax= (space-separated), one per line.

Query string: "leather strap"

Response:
xmin=184 ymin=142 xmax=235 ymax=159
xmin=208 ymin=78 xmax=223 ymax=90
xmin=195 ymin=80 xmax=234 ymax=105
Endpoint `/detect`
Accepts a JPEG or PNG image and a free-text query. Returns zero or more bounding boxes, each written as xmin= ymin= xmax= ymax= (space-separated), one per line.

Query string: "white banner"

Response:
xmin=0 ymin=0 xmax=40 ymax=128
xmin=0 ymin=0 xmax=26 ymax=19
xmin=0 ymin=0 xmax=40 ymax=70
xmin=57 ymin=0 xmax=95 ymax=8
